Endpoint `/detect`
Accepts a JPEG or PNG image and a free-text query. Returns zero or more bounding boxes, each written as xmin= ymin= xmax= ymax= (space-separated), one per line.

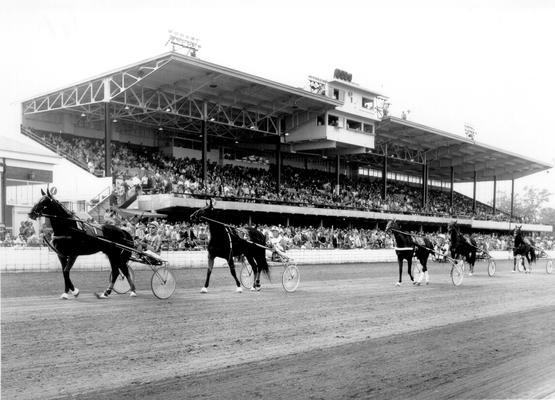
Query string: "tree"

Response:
xmin=540 ymin=207 xmax=555 ymax=231
xmin=496 ymin=186 xmax=551 ymax=221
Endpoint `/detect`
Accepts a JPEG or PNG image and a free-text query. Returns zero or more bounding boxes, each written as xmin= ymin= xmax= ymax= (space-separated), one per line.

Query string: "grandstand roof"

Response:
xmin=22 ymin=52 xmax=340 ymax=142
xmin=367 ymin=116 xmax=552 ymax=182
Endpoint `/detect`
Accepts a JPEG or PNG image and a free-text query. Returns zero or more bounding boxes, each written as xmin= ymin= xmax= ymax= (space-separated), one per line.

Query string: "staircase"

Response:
xmin=88 ymin=186 xmax=113 ymax=222
xmin=20 ymin=126 xmax=92 ymax=174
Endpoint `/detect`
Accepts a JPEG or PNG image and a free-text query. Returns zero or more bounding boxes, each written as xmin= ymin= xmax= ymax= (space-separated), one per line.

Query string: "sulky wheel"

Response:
xmin=151 ymin=266 xmax=176 ymax=299
xmin=282 ymin=264 xmax=300 ymax=292
xmin=240 ymin=259 xmax=254 ymax=289
xmin=487 ymin=259 xmax=496 ymax=277
xmin=450 ymin=261 xmax=464 ymax=286
xmin=110 ymin=266 xmax=135 ymax=294
xmin=546 ymin=260 xmax=553 ymax=274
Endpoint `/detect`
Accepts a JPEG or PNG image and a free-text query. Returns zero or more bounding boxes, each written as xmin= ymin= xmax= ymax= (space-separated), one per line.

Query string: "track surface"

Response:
xmin=2 ymin=260 xmax=555 ymax=399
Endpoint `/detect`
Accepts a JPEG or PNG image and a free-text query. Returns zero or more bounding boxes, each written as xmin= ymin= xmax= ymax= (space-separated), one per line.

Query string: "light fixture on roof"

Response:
xmin=284 ymin=132 xmax=290 ymax=136
xmin=112 ymin=118 xmax=117 ymax=123
xmin=80 ymin=112 xmax=86 ymax=117
xmin=249 ymin=125 xmax=256 ymax=130
xmin=234 ymin=140 xmax=239 ymax=144
xmin=158 ymin=126 xmax=163 ymax=131
xmin=124 ymin=105 xmax=130 ymax=110
xmin=166 ymin=30 xmax=201 ymax=57
xmin=209 ymin=117 xmax=215 ymax=122
xmin=165 ymin=107 xmax=171 ymax=112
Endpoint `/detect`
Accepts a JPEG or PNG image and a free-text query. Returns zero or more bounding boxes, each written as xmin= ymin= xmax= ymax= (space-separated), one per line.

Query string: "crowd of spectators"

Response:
xmin=3 ymin=217 xmax=553 ymax=255
xmin=35 ymin=130 xmax=521 ymax=223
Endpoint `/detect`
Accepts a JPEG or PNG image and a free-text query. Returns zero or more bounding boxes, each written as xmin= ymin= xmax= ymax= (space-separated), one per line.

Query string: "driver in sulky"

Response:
xmin=268 ymin=226 xmax=287 ymax=261
xmin=137 ymin=221 xmax=162 ymax=258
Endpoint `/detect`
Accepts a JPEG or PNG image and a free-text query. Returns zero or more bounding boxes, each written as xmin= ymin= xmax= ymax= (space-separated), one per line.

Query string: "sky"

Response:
xmin=1 ymin=0 xmax=554 ymax=206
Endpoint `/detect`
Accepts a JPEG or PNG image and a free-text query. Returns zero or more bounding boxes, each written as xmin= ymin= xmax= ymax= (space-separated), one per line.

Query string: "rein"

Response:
xmin=389 ymin=227 xmax=457 ymax=262
xmin=200 ymin=216 xmax=272 ymax=251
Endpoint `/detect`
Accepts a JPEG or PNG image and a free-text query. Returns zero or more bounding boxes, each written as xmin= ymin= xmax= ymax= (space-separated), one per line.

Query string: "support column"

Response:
xmin=1 ymin=158 xmax=6 ymax=224
xmin=421 ymin=163 xmax=426 ymax=209
xmin=103 ymin=102 xmax=112 ymax=178
xmin=335 ymin=155 xmax=340 ymax=195
xmin=492 ymin=176 xmax=497 ymax=215
xmin=382 ymin=146 xmax=388 ymax=201
xmin=472 ymin=170 xmax=477 ymax=214
xmin=201 ymin=102 xmax=208 ymax=186
xmin=510 ymin=178 xmax=515 ymax=221
xmin=275 ymin=135 xmax=282 ymax=194
xmin=450 ymin=166 xmax=454 ymax=211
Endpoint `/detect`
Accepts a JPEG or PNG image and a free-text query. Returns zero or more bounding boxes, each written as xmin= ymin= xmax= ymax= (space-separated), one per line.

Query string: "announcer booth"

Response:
xmin=0 ymin=136 xmax=60 ymax=240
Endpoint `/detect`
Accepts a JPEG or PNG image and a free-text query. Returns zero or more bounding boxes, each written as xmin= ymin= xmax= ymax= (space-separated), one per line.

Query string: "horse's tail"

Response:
xmin=530 ymin=247 xmax=536 ymax=263
xmin=247 ymin=228 xmax=270 ymax=278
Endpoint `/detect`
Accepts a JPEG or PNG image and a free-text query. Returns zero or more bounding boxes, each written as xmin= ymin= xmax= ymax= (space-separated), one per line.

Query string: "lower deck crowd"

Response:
xmin=3 ymin=216 xmax=554 ymax=253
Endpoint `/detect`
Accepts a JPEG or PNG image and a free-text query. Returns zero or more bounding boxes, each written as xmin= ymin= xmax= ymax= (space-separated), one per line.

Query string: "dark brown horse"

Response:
xmin=190 ymin=199 xmax=270 ymax=293
xmin=385 ymin=220 xmax=434 ymax=286
xmin=29 ymin=188 xmax=137 ymax=299
xmin=513 ymin=225 xmax=536 ymax=272
xmin=447 ymin=221 xmax=477 ymax=275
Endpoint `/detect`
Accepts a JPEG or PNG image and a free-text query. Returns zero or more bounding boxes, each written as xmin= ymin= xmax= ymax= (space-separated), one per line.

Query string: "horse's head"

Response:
xmin=513 ymin=225 xmax=522 ymax=237
xmin=447 ymin=221 xmax=459 ymax=234
xmin=385 ymin=219 xmax=398 ymax=233
xmin=190 ymin=198 xmax=215 ymax=223
xmin=29 ymin=188 xmax=58 ymax=220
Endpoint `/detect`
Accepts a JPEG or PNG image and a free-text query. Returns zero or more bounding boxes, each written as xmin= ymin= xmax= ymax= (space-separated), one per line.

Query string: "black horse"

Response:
xmin=29 ymin=188 xmax=137 ymax=299
xmin=190 ymin=199 xmax=270 ymax=293
xmin=447 ymin=221 xmax=477 ymax=275
xmin=513 ymin=225 xmax=536 ymax=273
xmin=385 ymin=220 xmax=433 ymax=286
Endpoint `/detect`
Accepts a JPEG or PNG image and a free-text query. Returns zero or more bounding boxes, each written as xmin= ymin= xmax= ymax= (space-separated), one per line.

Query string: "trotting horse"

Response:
xmin=190 ymin=199 xmax=270 ymax=293
xmin=29 ymin=188 xmax=137 ymax=299
xmin=447 ymin=221 xmax=477 ymax=275
xmin=513 ymin=225 xmax=536 ymax=273
xmin=385 ymin=220 xmax=434 ymax=286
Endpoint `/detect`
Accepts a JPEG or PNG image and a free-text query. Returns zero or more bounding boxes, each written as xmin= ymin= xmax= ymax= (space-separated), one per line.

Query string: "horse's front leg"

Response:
xmin=227 ymin=257 xmax=243 ymax=293
xmin=396 ymin=255 xmax=403 ymax=286
xmin=201 ymin=255 xmax=215 ymax=293
xmin=58 ymin=255 xmax=79 ymax=299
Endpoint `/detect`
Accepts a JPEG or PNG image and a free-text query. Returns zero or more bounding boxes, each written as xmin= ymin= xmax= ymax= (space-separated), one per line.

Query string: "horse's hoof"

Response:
xmin=95 ymin=292 xmax=108 ymax=299
xmin=255 ymin=286 xmax=261 ymax=292
xmin=468 ymin=272 xmax=473 ymax=276
xmin=71 ymin=288 xmax=80 ymax=297
xmin=250 ymin=287 xmax=256 ymax=291
xmin=129 ymin=291 xmax=137 ymax=297
xmin=200 ymin=287 xmax=208 ymax=294
xmin=395 ymin=282 xmax=401 ymax=286
xmin=60 ymin=293 xmax=69 ymax=300
xmin=236 ymin=287 xmax=243 ymax=293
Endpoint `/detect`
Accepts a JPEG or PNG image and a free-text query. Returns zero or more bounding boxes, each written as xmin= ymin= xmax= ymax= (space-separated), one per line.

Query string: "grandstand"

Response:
xmin=18 ymin=51 xmax=552 ymax=234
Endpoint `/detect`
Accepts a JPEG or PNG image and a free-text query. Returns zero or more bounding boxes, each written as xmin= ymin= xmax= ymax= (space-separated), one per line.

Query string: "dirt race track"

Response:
xmin=2 ymin=259 xmax=555 ymax=400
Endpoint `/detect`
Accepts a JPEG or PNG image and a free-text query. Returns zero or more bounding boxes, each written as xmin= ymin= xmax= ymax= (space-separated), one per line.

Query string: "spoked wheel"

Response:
xmin=240 ymin=259 xmax=254 ymax=289
xmin=546 ymin=260 xmax=553 ymax=274
xmin=282 ymin=264 xmax=300 ymax=292
xmin=151 ymin=266 xmax=176 ymax=299
xmin=110 ymin=266 xmax=135 ymax=294
xmin=487 ymin=259 xmax=496 ymax=277
xmin=450 ymin=261 xmax=464 ymax=286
